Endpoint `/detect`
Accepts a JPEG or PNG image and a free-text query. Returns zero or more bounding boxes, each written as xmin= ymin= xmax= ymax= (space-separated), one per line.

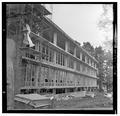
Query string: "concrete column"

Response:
xmin=79 ymin=52 xmax=81 ymax=60
xmin=53 ymin=32 xmax=57 ymax=45
xmin=7 ymin=39 xmax=15 ymax=110
xmin=65 ymin=88 xmax=67 ymax=93
xmin=85 ymin=56 xmax=87 ymax=63
xmin=74 ymin=47 xmax=76 ymax=57
xmin=95 ymin=63 xmax=96 ymax=68
xmin=89 ymin=59 xmax=91 ymax=66
xmin=91 ymin=61 xmax=93 ymax=67
xmin=54 ymin=51 xmax=56 ymax=64
xmin=74 ymin=61 xmax=76 ymax=70
xmin=92 ymin=61 xmax=94 ymax=67
xmin=65 ymin=41 xmax=69 ymax=52
xmin=35 ymin=66 xmax=39 ymax=87
xmin=93 ymin=62 xmax=94 ymax=67
xmin=80 ymin=52 xmax=82 ymax=60
xmin=75 ymin=87 xmax=77 ymax=92
xmin=53 ymin=88 xmax=56 ymax=94
xmin=65 ymin=56 xmax=68 ymax=67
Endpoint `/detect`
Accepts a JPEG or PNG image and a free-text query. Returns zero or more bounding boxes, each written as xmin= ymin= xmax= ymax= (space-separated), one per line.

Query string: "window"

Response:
xmin=82 ymin=54 xmax=85 ymax=62
xmin=86 ymin=67 xmax=88 ymax=73
xmin=35 ymin=42 xmax=41 ymax=51
xmin=76 ymin=62 xmax=80 ymax=71
xmin=68 ymin=58 xmax=74 ymax=69
xmin=58 ymin=53 xmax=60 ymax=64
xmin=24 ymin=64 xmax=37 ymax=87
xmin=56 ymin=52 xmax=65 ymax=66
xmin=95 ymin=63 xmax=97 ymax=68
xmin=76 ymin=49 xmax=80 ymax=59
xmin=63 ymin=55 xmax=65 ymax=66
xmin=42 ymin=31 xmax=53 ymax=43
xmin=26 ymin=52 xmax=29 ymax=58
xmin=82 ymin=65 xmax=85 ymax=73
xmin=38 ymin=67 xmax=41 ymax=86
xmin=45 ymin=79 xmax=48 ymax=82
xmin=30 ymin=54 xmax=35 ymax=59
xmin=25 ymin=52 xmax=35 ymax=59
xmin=68 ymin=43 xmax=74 ymax=55
xmin=31 ymin=65 xmax=35 ymax=86
xmin=95 ymin=71 xmax=96 ymax=76
xmin=92 ymin=61 xmax=94 ymax=67
xmin=57 ymin=35 xmax=65 ymax=50
xmin=46 ymin=47 xmax=49 ymax=61
xmin=42 ymin=45 xmax=49 ymax=61
xmin=84 ymin=66 xmax=87 ymax=73
xmin=49 ymin=49 xmax=54 ymax=62
xmin=87 ymin=68 xmax=90 ymax=74
xmin=42 ymin=45 xmax=45 ymax=59
xmin=87 ymin=57 xmax=89 ymax=64
xmin=94 ymin=62 xmax=96 ymax=68
xmin=91 ymin=60 xmax=92 ymax=66
xmin=60 ymin=53 xmax=63 ymax=65
xmin=35 ymin=55 xmax=40 ymax=61
xmin=39 ymin=43 xmax=41 ymax=52
xmin=31 ymin=46 xmax=35 ymax=50
xmin=89 ymin=59 xmax=91 ymax=65
xmin=56 ymin=52 xmax=58 ymax=64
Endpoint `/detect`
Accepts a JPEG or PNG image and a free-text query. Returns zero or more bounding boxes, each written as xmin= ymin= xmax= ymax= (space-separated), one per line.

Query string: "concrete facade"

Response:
xmin=6 ymin=4 xmax=98 ymax=109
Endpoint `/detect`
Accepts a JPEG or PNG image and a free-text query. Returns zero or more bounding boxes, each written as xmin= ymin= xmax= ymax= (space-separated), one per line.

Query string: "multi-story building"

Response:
xmin=7 ymin=4 xmax=98 ymax=99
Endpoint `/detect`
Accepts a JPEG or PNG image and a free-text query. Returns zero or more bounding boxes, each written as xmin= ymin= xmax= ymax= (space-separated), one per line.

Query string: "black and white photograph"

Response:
xmin=3 ymin=2 xmax=117 ymax=114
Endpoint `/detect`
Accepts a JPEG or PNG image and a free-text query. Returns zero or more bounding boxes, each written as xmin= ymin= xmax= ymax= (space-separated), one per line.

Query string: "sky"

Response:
xmin=45 ymin=4 xmax=113 ymax=48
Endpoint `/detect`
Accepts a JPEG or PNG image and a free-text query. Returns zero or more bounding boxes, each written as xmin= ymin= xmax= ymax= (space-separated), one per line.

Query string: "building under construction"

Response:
xmin=6 ymin=4 xmax=98 ymax=109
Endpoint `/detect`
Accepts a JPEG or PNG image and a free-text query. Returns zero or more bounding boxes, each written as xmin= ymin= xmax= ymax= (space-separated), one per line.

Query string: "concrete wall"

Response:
xmin=7 ymin=33 xmax=25 ymax=96
xmin=14 ymin=34 xmax=25 ymax=95
xmin=7 ymin=38 xmax=16 ymax=110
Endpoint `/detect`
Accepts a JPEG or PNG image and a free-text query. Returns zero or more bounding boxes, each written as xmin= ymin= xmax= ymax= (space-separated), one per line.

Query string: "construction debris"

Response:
xmin=14 ymin=94 xmax=51 ymax=109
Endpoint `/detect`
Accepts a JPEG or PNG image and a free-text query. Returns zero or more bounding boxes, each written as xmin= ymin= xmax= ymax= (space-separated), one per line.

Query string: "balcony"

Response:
xmin=20 ymin=46 xmax=50 ymax=64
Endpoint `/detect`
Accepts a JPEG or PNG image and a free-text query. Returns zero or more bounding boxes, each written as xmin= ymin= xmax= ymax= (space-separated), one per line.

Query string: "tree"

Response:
xmin=103 ymin=39 xmax=113 ymax=52
xmin=103 ymin=50 xmax=113 ymax=91
xmin=94 ymin=46 xmax=105 ymax=91
xmin=97 ymin=4 xmax=113 ymax=32
xmin=82 ymin=43 xmax=105 ymax=91
xmin=82 ymin=41 xmax=113 ymax=92
xmin=97 ymin=4 xmax=113 ymax=92
xmin=82 ymin=42 xmax=95 ymax=57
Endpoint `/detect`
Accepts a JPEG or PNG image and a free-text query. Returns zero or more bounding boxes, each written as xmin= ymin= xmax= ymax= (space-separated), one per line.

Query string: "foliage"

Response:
xmin=103 ymin=39 xmax=113 ymax=52
xmin=97 ymin=4 xmax=113 ymax=32
xmin=82 ymin=42 xmax=95 ymax=57
xmin=103 ymin=50 xmax=113 ymax=91
xmin=95 ymin=4 xmax=113 ymax=91
xmin=82 ymin=42 xmax=113 ymax=92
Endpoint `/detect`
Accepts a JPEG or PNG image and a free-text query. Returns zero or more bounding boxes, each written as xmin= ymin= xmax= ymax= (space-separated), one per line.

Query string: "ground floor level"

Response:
xmin=20 ymin=86 xmax=98 ymax=95
xmin=13 ymin=91 xmax=113 ymax=110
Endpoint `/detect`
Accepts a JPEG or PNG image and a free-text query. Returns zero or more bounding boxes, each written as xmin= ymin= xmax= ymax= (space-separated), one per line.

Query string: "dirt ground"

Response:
xmin=52 ymin=92 xmax=113 ymax=109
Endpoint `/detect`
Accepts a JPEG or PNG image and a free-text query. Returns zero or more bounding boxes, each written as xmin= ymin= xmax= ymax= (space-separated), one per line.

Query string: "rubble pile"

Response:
xmin=53 ymin=94 xmax=74 ymax=101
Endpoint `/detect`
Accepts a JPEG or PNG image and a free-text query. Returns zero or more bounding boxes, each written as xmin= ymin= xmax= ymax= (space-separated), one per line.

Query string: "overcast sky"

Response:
xmin=46 ymin=4 xmax=113 ymax=48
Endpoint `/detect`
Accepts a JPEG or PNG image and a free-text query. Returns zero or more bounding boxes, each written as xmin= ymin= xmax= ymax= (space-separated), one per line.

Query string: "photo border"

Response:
xmin=2 ymin=2 xmax=117 ymax=114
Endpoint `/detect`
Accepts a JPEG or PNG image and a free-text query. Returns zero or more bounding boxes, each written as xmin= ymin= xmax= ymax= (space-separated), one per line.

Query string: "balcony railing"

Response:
xmin=20 ymin=46 xmax=98 ymax=79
